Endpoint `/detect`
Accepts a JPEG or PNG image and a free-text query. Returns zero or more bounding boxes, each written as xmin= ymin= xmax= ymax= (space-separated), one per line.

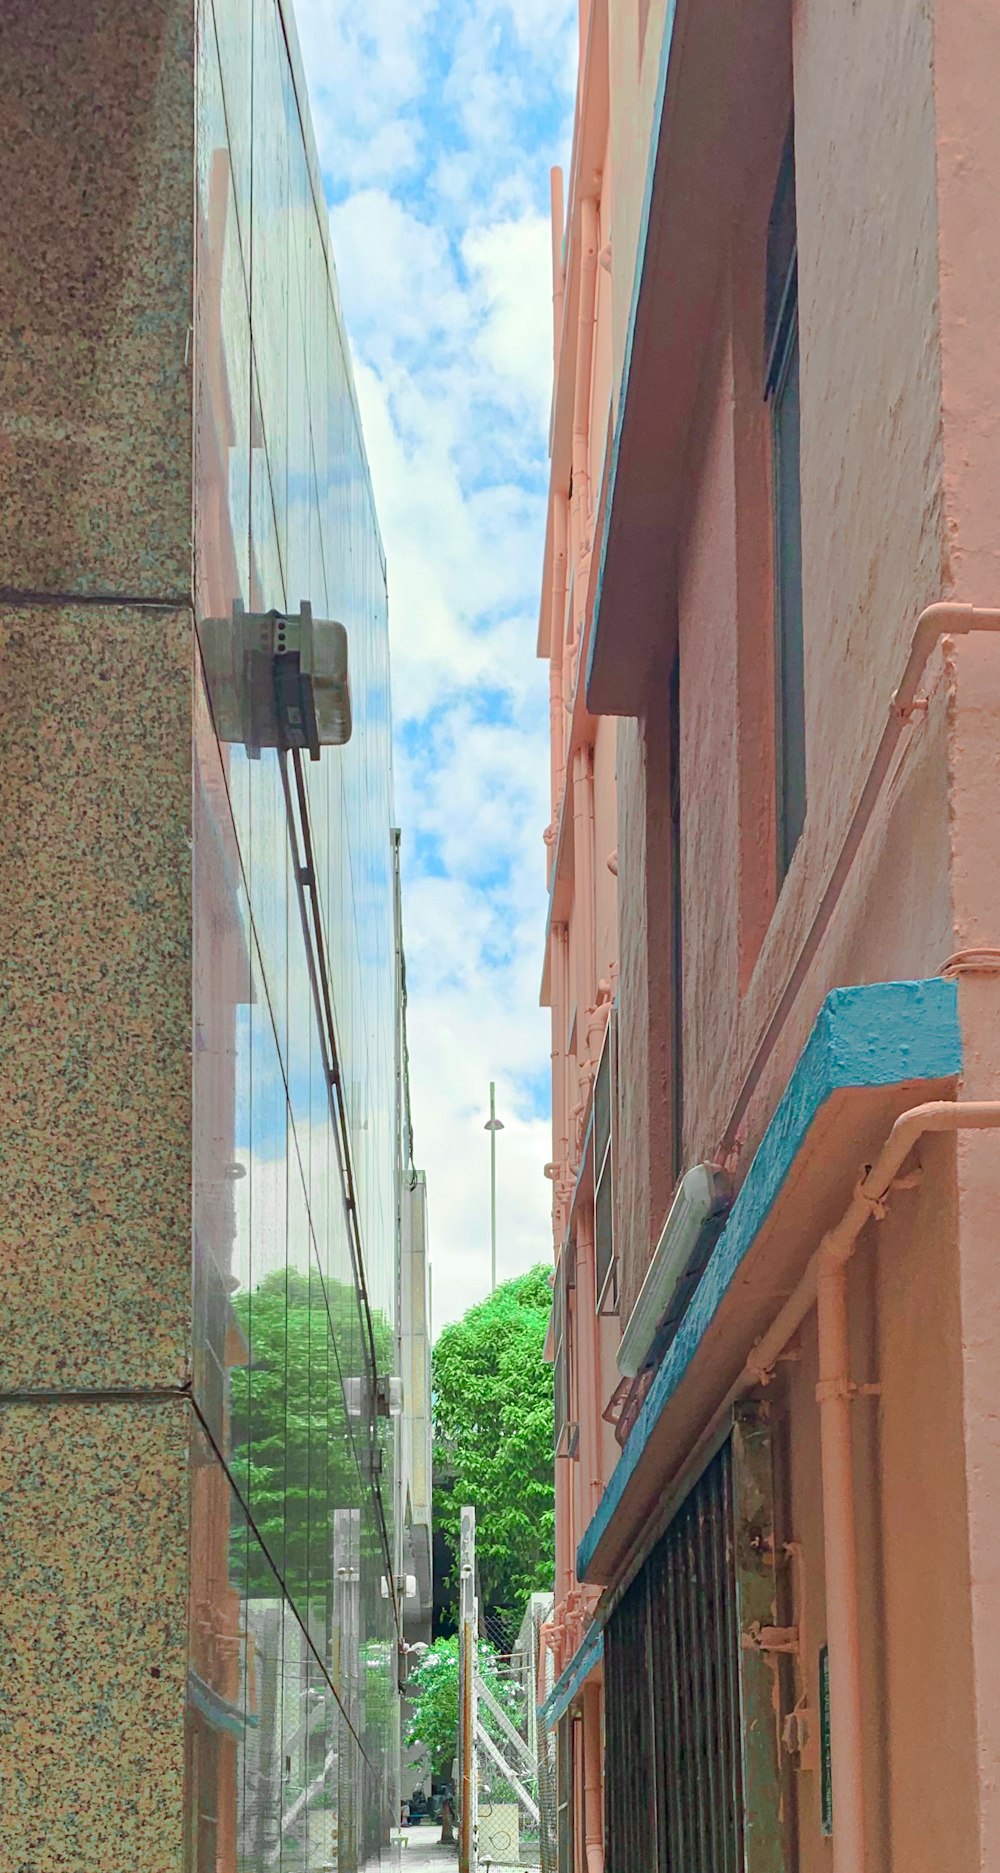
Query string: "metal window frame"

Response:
xmin=765 ymin=122 xmax=806 ymax=887
xmin=770 ymin=303 xmax=805 ymax=883
xmin=553 ymin=1251 xmax=579 ymax=1460
xmin=594 ymin=1007 xmax=619 ymax=1316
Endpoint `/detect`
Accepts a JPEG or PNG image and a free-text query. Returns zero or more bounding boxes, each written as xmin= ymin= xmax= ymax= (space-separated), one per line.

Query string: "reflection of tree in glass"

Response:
xmin=229 ymin=1267 xmax=392 ymax=1602
xmin=434 ymin=1267 xmax=555 ymax=1633
xmin=363 ymin=1635 xmax=396 ymax=1765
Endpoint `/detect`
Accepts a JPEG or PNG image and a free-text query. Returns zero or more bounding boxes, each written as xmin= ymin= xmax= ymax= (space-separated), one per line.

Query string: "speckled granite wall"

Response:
xmin=0 ymin=606 xmax=193 ymax=1391
xmin=0 ymin=0 xmax=194 ymax=600
xmin=0 ymin=0 xmax=196 ymax=1860
xmin=0 ymin=1400 xmax=191 ymax=1871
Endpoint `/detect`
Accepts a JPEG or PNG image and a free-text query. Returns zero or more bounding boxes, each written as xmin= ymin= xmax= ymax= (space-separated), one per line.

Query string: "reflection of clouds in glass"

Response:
xmin=192 ymin=10 xmax=403 ymax=1866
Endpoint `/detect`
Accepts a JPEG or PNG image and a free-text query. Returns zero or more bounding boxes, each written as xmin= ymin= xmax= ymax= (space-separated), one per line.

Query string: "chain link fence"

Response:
xmin=458 ymin=1511 xmax=556 ymax=1873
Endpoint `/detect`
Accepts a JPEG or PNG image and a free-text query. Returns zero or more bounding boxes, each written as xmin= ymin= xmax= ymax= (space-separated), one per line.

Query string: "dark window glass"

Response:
xmin=765 ymin=131 xmax=797 ymax=384
xmin=772 ymin=326 xmax=805 ymax=875
xmin=669 ymin=657 xmax=683 ymax=1179
xmin=766 ymin=127 xmax=805 ymax=879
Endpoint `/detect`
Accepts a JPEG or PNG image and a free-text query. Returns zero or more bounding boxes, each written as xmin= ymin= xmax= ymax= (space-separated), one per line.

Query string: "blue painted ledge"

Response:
xmin=538 ymin=1618 xmax=604 ymax=1733
xmin=188 ymin=1667 xmax=258 ymax=1737
xmin=577 ymin=978 xmax=961 ymax=1581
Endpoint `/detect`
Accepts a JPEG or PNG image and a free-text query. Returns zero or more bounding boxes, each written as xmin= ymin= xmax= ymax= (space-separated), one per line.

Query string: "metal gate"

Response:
xmin=604 ymin=1406 xmax=787 ymax=1873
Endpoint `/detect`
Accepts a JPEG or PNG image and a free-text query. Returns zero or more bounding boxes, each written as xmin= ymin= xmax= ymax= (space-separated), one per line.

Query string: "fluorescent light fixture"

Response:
xmin=617 ymin=1163 xmax=730 ymax=1379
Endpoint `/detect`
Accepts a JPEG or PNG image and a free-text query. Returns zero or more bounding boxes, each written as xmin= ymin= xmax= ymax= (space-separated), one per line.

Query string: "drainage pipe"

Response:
xmin=575 ymin=1204 xmax=603 ymax=1521
xmin=597 ymin=1103 xmax=1000 ymax=1708
xmin=551 ymin=166 xmax=565 ymax=376
xmin=572 ymin=745 xmax=597 ymax=1035
xmin=723 ymin=603 xmax=1000 ymax=1151
xmin=759 ymin=1099 xmax=1000 ymax=1873
xmin=558 ymin=917 xmax=573 ymax=1228
xmin=549 ymin=493 xmax=569 ymax=820
xmin=582 ymin=1682 xmax=605 ymax=1873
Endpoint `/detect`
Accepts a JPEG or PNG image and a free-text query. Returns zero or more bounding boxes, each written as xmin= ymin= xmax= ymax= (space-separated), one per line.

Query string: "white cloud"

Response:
xmin=465 ymin=211 xmax=555 ymax=420
xmin=328 ymin=192 xmax=469 ymax=356
xmin=295 ymin=0 xmax=575 ymax=1332
xmin=292 ymin=0 xmax=435 ymax=149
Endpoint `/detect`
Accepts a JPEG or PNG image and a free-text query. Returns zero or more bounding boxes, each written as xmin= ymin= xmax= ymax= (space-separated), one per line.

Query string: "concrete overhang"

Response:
xmin=586 ymin=0 xmax=791 ymax=714
xmin=577 ymin=977 xmax=962 ymax=1585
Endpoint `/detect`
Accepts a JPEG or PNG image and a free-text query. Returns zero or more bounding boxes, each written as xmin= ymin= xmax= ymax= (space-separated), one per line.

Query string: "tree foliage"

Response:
xmin=405 ymin=1636 xmax=521 ymax=1781
xmin=229 ymin=1267 xmax=391 ymax=1601
xmin=433 ymin=1266 xmax=554 ymax=1631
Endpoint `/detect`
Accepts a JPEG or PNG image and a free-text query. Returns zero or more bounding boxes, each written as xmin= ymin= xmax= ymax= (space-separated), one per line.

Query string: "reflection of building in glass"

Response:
xmin=0 ymin=3 xmax=429 ymax=1869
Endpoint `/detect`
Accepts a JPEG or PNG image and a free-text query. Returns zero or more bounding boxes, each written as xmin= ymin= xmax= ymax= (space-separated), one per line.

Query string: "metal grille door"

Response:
xmin=604 ymin=1408 xmax=787 ymax=1873
xmin=647 ymin=1439 xmax=743 ymax=1870
xmin=604 ymin=1570 xmax=657 ymax=1873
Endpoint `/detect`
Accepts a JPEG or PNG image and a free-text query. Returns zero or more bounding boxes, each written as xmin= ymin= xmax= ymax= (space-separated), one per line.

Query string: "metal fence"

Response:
xmin=457 ymin=1510 xmax=556 ymax=1873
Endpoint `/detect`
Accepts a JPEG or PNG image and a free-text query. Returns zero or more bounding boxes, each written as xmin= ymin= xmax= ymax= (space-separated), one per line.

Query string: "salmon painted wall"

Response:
xmin=611 ymin=0 xmax=954 ymax=1287
xmin=538 ymin=1 xmax=625 ymax=1666
xmin=590 ymin=0 xmax=1000 ymax=1864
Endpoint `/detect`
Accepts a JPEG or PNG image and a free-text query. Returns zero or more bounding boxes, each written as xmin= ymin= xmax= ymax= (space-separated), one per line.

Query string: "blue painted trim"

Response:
xmin=188 ymin=1667 xmax=259 ymax=1737
xmin=538 ymin=1619 xmax=604 ymax=1732
xmin=586 ymin=0 xmax=681 ymax=699
xmin=577 ymin=978 xmax=961 ymax=1579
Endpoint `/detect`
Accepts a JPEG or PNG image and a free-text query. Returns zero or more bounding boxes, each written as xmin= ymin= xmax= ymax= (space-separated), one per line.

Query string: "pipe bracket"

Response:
xmin=816 ymin=1377 xmax=881 ymax=1403
xmin=742 ymin=1622 xmax=799 ymax=1656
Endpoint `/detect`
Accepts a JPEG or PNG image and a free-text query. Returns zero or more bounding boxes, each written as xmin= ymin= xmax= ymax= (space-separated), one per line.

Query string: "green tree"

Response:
xmin=433 ymin=1266 xmax=554 ymax=1631
xmin=405 ymin=1636 xmax=521 ymax=1781
xmin=229 ymin=1267 xmax=391 ymax=1602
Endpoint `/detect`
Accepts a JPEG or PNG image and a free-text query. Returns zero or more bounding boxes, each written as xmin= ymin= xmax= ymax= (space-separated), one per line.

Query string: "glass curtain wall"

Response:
xmin=189 ymin=0 xmax=399 ymax=1865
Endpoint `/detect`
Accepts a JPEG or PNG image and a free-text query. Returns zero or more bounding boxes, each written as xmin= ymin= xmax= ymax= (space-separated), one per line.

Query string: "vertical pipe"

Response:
xmin=816 ymin=1258 xmax=866 ymax=1873
xmin=551 ymin=166 xmax=565 ymax=377
xmin=573 ymin=195 xmax=600 ymax=557
xmin=582 ymin=1684 xmax=605 ymax=1873
xmin=555 ymin=1451 xmax=573 ymax=1628
xmin=574 ymin=1205 xmax=602 ymax=1520
xmin=550 ymin=493 xmax=569 ymax=821
xmin=489 ymin=1080 xmax=497 ymax=1293
xmin=573 ymin=1711 xmax=587 ymax=1873
xmin=551 ymin=923 xmax=569 ymax=1243
xmin=559 ymin=923 xmax=572 ymax=1179
xmin=459 ymin=1506 xmax=478 ymax=1873
xmin=572 ymin=746 xmax=597 ymax=1043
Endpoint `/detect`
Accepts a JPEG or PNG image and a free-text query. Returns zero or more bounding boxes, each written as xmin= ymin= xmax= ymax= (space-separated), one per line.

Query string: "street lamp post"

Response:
xmin=483 ymin=1081 xmax=504 ymax=1293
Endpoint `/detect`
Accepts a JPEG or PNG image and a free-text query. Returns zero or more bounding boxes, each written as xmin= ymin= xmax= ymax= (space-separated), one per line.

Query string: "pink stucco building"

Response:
xmin=538 ymin=3 xmax=1000 ymax=1871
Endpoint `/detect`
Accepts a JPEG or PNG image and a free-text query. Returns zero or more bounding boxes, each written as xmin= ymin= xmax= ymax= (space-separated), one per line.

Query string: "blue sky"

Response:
xmin=292 ymin=0 xmax=577 ymax=1329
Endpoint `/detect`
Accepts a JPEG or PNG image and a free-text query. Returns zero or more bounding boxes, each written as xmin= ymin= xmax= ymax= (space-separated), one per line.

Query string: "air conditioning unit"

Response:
xmin=617 ymin=1163 xmax=730 ymax=1379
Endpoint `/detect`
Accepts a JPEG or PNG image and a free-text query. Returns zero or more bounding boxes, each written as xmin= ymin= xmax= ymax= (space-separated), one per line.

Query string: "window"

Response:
xmin=766 ymin=127 xmax=805 ymax=881
xmin=593 ymin=1008 xmax=618 ymax=1313
xmin=553 ymin=1247 xmax=578 ymax=1458
xmin=669 ymin=657 xmax=683 ymax=1180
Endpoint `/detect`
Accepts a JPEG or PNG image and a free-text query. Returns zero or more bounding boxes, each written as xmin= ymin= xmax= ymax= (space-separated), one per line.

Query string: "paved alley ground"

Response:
xmin=397 ymin=1825 xmax=458 ymax=1871
xmin=396 ymin=1827 xmax=527 ymax=1873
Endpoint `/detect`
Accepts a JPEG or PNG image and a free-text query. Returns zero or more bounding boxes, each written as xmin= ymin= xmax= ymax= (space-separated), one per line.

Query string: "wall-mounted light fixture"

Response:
xmin=201 ymin=599 xmax=351 ymax=757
